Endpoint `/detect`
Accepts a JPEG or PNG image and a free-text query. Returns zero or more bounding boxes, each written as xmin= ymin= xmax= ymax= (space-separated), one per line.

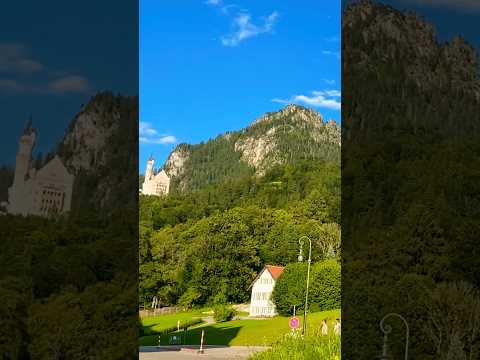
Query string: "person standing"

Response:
xmin=334 ymin=318 xmax=341 ymax=335
xmin=321 ymin=319 xmax=328 ymax=336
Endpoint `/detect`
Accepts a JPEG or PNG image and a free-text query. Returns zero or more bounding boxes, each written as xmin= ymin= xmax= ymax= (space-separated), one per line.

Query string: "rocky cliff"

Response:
xmin=57 ymin=92 xmax=138 ymax=211
xmin=343 ymin=0 xmax=480 ymax=139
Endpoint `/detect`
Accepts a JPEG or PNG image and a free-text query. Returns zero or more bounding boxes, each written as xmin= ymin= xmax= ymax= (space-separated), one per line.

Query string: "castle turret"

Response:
xmin=142 ymin=155 xmax=170 ymax=196
xmin=145 ymin=155 xmax=154 ymax=180
xmin=13 ymin=118 xmax=36 ymax=185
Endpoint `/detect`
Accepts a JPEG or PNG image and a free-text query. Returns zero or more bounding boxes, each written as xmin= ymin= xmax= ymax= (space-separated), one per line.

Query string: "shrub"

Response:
xmin=309 ymin=259 xmax=341 ymax=312
xmin=178 ymin=288 xmax=202 ymax=309
xmin=213 ymin=305 xmax=236 ymax=322
xmin=272 ymin=263 xmax=307 ymax=316
xmin=272 ymin=260 xmax=340 ymax=316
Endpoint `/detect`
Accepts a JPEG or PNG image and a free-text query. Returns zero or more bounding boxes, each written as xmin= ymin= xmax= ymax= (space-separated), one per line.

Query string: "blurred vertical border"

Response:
xmin=0 ymin=1 xmax=139 ymax=358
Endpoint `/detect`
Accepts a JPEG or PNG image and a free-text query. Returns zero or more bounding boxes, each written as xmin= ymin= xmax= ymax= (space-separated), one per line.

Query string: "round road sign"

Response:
xmin=289 ymin=316 xmax=300 ymax=329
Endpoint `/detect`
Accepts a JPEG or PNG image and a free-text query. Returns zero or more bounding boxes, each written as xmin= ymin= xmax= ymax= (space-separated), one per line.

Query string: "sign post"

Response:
xmin=289 ymin=316 xmax=300 ymax=329
xmin=199 ymin=330 xmax=205 ymax=354
xmin=289 ymin=316 xmax=300 ymax=338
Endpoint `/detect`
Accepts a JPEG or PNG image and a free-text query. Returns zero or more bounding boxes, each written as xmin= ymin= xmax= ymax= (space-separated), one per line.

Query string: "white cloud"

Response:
xmin=140 ymin=136 xmax=178 ymax=145
xmin=0 ymin=75 xmax=90 ymax=95
xmin=0 ymin=43 xmax=43 ymax=74
xmin=205 ymin=0 xmax=222 ymax=5
xmin=0 ymin=43 xmax=92 ymax=95
xmin=140 ymin=122 xmax=177 ymax=145
xmin=313 ymin=90 xmax=341 ymax=97
xmin=272 ymin=90 xmax=341 ymax=111
xmin=324 ymin=35 xmax=340 ymax=42
xmin=321 ymin=50 xmax=340 ymax=59
xmin=322 ymin=79 xmax=336 ymax=85
xmin=48 ymin=75 xmax=90 ymax=94
xmin=221 ymin=11 xmax=279 ymax=47
xmin=140 ymin=122 xmax=159 ymax=137
xmin=220 ymin=4 xmax=238 ymax=15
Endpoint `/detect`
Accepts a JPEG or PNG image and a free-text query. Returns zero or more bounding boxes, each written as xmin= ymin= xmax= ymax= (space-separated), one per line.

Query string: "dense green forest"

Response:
xmin=342 ymin=2 xmax=480 ymax=359
xmin=0 ymin=92 xmax=139 ymax=358
xmin=0 ymin=211 xmax=137 ymax=359
xmin=139 ymin=159 xmax=340 ymax=309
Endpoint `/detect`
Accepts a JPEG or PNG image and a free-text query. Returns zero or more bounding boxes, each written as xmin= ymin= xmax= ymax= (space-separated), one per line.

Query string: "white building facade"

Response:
xmin=141 ymin=156 xmax=170 ymax=196
xmin=249 ymin=265 xmax=285 ymax=317
xmin=7 ymin=122 xmax=74 ymax=217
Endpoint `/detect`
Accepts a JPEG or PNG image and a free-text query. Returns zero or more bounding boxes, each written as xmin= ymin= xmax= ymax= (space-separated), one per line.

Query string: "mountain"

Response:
xmin=343 ymin=0 xmax=480 ymax=139
xmin=56 ymin=92 xmax=138 ymax=212
xmin=342 ymin=2 xmax=480 ymax=359
xmin=163 ymin=104 xmax=340 ymax=193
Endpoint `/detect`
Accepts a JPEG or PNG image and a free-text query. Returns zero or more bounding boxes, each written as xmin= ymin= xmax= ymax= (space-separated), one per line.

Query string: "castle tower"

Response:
xmin=141 ymin=154 xmax=170 ymax=196
xmin=145 ymin=154 xmax=154 ymax=180
xmin=13 ymin=118 xmax=36 ymax=185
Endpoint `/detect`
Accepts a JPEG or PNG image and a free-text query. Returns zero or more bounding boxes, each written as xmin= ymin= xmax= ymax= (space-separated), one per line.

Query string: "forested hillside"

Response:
xmin=343 ymin=1 xmax=480 ymax=358
xmin=0 ymin=93 xmax=138 ymax=358
xmin=163 ymin=104 xmax=340 ymax=193
xmin=139 ymin=105 xmax=341 ymax=309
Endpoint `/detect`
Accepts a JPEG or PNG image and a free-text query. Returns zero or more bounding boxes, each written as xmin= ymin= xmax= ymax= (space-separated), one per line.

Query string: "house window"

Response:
xmin=260 ymin=278 xmax=272 ymax=285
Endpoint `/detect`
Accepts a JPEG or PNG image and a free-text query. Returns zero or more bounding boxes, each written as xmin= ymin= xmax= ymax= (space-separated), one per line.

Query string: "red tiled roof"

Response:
xmin=248 ymin=265 xmax=285 ymax=290
xmin=265 ymin=265 xmax=285 ymax=280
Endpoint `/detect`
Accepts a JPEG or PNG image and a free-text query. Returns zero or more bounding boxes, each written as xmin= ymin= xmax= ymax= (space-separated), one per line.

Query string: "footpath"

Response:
xmin=139 ymin=345 xmax=269 ymax=360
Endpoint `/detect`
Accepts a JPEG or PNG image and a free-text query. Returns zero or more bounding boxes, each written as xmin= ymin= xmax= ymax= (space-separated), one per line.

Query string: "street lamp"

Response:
xmin=298 ymin=235 xmax=312 ymax=336
xmin=379 ymin=313 xmax=409 ymax=360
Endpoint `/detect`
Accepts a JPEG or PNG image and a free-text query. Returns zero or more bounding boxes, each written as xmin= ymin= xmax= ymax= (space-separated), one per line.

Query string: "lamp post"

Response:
xmin=298 ymin=236 xmax=312 ymax=336
xmin=379 ymin=313 xmax=409 ymax=360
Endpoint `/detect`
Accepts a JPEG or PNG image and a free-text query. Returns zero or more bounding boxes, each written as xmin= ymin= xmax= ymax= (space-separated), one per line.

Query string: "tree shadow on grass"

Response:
xmin=139 ymin=325 xmax=242 ymax=347
xmin=185 ymin=325 xmax=242 ymax=346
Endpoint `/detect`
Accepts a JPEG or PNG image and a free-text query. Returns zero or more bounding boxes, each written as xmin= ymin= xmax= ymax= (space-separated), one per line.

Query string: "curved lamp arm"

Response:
xmin=380 ymin=313 xmax=409 ymax=360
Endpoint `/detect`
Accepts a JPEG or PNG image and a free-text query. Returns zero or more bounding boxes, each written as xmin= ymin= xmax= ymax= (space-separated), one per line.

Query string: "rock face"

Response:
xmin=164 ymin=144 xmax=190 ymax=178
xmin=162 ymin=104 xmax=340 ymax=192
xmin=343 ymin=0 xmax=480 ymax=138
xmin=61 ymin=99 xmax=119 ymax=172
xmin=57 ymin=92 xmax=138 ymax=211
xmin=235 ymin=104 xmax=340 ymax=175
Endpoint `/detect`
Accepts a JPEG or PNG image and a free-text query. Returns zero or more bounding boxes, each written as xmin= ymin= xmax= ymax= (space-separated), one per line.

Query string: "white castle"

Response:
xmin=141 ymin=156 xmax=170 ymax=196
xmin=7 ymin=120 xmax=74 ymax=217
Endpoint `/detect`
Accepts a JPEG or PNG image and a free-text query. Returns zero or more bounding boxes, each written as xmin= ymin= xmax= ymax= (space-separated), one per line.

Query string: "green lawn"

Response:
xmin=141 ymin=309 xmax=210 ymax=335
xmin=139 ymin=309 xmax=340 ymax=347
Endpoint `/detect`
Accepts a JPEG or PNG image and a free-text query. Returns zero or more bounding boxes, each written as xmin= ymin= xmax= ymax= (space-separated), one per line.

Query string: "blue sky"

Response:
xmin=140 ymin=0 xmax=341 ymax=172
xmin=0 ymin=1 xmax=137 ymax=167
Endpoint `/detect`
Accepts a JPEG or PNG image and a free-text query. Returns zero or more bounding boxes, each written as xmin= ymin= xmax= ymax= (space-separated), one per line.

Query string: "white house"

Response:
xmin=7 ymin=121 xmax=74 ymax=217
xmin=141 ymin=156 xmax=170 ymax=196
xmin=249 ymin=265 xmax=285 ymax=317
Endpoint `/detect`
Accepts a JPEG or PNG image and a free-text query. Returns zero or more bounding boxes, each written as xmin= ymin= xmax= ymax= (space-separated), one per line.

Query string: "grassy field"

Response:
xmin=141 ymin=309 xmax=209 ymax=335
xmin=139 ymin=308 xmax=340 ymax=347
xmin=249 ymin=334 xmax=340 ymax=360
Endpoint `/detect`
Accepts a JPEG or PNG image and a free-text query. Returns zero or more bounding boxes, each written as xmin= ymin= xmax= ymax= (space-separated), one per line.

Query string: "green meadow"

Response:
xmin=139 ymin=308 xmax=340 ymax=347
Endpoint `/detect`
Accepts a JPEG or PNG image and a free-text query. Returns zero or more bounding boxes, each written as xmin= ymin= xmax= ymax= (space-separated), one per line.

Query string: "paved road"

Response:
xmin=139 ymin=345 xmax=269 ymax=360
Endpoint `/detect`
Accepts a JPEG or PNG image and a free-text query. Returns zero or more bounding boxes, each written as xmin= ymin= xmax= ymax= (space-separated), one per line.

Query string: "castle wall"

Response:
xmin=142 ymin=168 xmax=170 ymax=196
xmin=8 ymin=130 xmax=74 ymax=217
